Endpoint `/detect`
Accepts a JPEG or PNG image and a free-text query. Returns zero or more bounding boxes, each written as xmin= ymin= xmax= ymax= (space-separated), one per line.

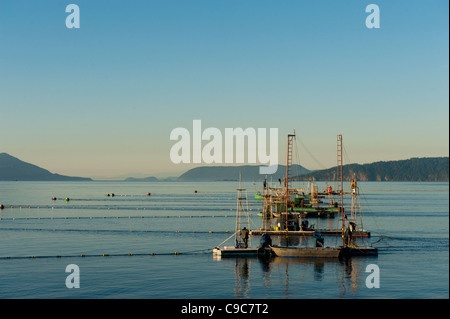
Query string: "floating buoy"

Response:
xmin=194 ymin=190 xmax=197 ymax=193
xmin=51 ymin=197 xmax=56 ymax=201
xmin=146 ymin=192 xmax=151 ymax=196
xmin=64 ymin=198 xmax=70 ymax=202
xmin=0 ymin=204 xmax=4 ymax=210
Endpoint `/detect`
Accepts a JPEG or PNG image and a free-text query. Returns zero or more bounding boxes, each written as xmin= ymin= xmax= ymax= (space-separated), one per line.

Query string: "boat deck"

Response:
xmin=250 ymin=229 xmax=370 ymax=237
xmin=249 ymin=230 xmax=316 ymax=236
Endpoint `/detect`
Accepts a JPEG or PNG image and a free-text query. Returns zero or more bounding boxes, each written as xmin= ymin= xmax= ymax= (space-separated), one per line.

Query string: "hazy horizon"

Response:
xmin=2 ymin=151 xmax=448 ymax=181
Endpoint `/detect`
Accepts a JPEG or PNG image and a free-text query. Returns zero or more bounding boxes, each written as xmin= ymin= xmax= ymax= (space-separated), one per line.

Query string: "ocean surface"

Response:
xmin=0 ymin=181 xmax=448 ymax=299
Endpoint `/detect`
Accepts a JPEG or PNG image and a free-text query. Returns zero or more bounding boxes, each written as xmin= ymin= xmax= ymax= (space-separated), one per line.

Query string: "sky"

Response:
xmin=0 ymin=0 xmax=448 ymax=179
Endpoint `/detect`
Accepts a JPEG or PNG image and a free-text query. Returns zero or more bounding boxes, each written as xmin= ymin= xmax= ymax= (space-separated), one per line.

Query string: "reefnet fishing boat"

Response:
xmin=266 ymin=132 xmax=342 ymax=258
xmin=269 ymin=134 xmax=378 ymax=258
xmin=213 ymin=174 xmax=266 ymax=257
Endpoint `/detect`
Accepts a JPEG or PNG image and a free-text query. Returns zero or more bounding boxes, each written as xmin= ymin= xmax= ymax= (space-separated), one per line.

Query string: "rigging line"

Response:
xmin=342 ymin=145 xmax=352 ymax=167
xmin=293 ymin=138 xmax=301 ymax=164
xmin=357 ymin=184 xmax=384 ymax=235
xmin=354 ymin=185 xmax=390 ymax=242
xmin=296 ymin=137 xmax=327 ymax=170
xmin=248 ymin=215 xmax=260 ymax=230
xmin=215 ymin=231 xmax=238 ymax=248
xmin=292 ymin=139 xmax=305 ymax=182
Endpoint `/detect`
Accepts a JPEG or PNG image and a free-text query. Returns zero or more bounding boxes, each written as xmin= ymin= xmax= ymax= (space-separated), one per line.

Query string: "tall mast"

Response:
xmin=337 ymin=134 xmax=344 ymax=246
xmin=236 ymin=172 xmax=249 ymax=247
xmin=235 ymin=173 xmax=241 ymax=245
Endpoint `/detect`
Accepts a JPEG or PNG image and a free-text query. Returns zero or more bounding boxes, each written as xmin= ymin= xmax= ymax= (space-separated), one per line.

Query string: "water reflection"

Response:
xmin=214 ymin=254 xmax=378 ymax=298
xmin=234 ymin=257 xmax=251 ymax=298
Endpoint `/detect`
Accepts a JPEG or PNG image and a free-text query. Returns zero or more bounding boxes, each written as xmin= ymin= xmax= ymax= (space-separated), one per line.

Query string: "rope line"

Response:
xmin=0 ymin=205 xmax=259 ymax=211
xmin=0 ymin=214 xmax=239 ymax=221
xmin=0 ymin=248 xmax=215 ymax=260
xmin=0 ymin=227 xmax=232 ymax=234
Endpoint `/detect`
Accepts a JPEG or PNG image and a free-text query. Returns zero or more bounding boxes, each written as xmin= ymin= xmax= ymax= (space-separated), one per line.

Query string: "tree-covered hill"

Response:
xmin=293 ymin=157 xmax=449 ymax=182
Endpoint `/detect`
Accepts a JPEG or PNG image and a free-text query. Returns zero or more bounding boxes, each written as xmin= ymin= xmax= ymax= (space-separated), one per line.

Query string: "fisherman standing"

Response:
xmin=351 ymin=179 xmax=357 ymax=194
xmin=241 ymin=227 xmax=249 ymax=248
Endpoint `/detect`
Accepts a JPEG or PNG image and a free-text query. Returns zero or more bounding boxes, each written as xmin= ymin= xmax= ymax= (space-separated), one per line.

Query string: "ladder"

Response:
xmin=286 ymin=133 xmax=295 ymax=190
xmin=337 ymin=134 xmax=343 ymax=196
xmin=285 ymin=132 xmax=298 ymax=231
xmin=337 ymin=134 xmax=345 ymax=246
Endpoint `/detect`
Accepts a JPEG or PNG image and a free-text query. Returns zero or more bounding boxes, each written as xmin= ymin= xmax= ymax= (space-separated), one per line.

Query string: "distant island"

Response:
xmin=0 ymin=153 xmax=92 ymax=181
xmin=123 ymin=176 xmax=159 ymax=182
xmin=0 ymin=152 xmax=448 ymax=182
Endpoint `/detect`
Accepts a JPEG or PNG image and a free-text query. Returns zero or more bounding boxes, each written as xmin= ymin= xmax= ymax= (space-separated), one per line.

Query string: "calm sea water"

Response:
xmin=0 ymin=181 xmax=448 ymax=299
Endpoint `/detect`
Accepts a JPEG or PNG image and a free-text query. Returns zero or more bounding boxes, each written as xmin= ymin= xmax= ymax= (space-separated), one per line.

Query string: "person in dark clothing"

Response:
xmin=260 ymin=233 xmax=272 ymax=248
xmin=241 ymin=227 xmax=249 ymax=248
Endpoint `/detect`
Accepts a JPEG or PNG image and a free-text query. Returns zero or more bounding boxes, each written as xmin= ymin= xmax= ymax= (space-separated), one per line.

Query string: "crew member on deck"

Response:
xmin=241 ymin=227 xmax=249 ymax=248
xmin=351 ymin=179 xmax=357 ymax=193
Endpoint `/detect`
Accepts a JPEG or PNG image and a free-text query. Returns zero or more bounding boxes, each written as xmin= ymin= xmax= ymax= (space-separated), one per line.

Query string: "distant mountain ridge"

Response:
xmin=0 ymin=153 xmax=92 ymax=181
xmin=1 ymin=153 xmax=448 ymax=182
xmin=293 ymin=157 xmax=449 ymax=182
xmin=177 ymin=164 xmax=310 ymax=181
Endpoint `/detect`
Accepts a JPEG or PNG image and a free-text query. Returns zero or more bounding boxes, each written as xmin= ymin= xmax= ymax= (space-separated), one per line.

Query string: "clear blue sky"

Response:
xmin=0 ymin=0 xmax=448 ymax=179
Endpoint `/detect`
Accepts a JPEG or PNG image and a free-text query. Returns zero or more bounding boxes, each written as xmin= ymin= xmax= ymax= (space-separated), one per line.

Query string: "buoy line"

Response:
xmin=0 ymin=214 xmax=238 ymax=221
xmin=0 ymin=247 xmax=214 ymax=260
xmin=0 ymin=205 xmax=252 ymax=211
xmin=0 ymin=227 xmax=232 ymax=235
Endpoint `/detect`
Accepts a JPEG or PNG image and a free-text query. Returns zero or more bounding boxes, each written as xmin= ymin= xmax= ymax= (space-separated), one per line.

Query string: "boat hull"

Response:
xmin=213 ymin=246 xmax=260 ymax=256
xmin=270 ymin=246 xmax=342 ymax=258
